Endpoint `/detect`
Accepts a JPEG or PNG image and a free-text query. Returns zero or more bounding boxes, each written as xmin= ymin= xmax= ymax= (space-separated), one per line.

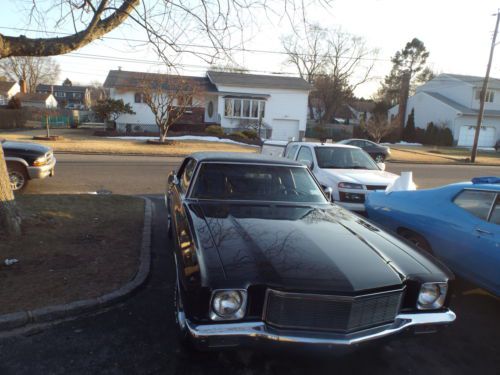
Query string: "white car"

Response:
xmin=283 ymin=142 xmax=399 ymax=212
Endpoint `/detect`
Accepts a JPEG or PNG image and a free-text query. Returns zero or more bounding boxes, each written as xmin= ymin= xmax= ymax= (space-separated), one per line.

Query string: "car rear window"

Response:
xmin=191 ymin=163 xmax=327 ymax=203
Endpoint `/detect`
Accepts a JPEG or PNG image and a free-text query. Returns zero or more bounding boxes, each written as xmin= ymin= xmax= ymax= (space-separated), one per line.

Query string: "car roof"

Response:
xmin=288 ymin=141 xmax=358 ymax=149
xmin=189 ymin=152 xmax=303 ymax=166
xmin=441 ymin=181 xmax=500 ymax=192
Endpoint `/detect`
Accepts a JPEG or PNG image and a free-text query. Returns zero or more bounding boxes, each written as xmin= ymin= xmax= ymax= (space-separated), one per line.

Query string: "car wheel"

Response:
xmin=400 ymin=230 xmax=433 ymax=253
xmin=8 ymin=164 xmax=28 ymax=192
xmin=374 ymin=154 xmax=385 ymax=163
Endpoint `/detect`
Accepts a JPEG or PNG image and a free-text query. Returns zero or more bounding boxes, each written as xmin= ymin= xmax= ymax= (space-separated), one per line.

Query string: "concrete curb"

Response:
xmin=387 ymin=160 xmax=500 ymax=167
xmin=0 ymin=197 xmax=153 ymax=332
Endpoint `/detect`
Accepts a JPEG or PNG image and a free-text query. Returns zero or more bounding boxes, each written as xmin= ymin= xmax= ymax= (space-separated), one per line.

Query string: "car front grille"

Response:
xmin=365 ymin=185 xmax=387 ymax=191
xmin=263 ymin=289 xmax=403 ymax=333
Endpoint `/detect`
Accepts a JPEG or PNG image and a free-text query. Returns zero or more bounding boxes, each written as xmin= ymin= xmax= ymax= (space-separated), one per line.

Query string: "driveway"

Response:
xmin=21 ymin=153 xmax=500 ymax=195
xmin=0 ymin=197 xmax=498 ymax=375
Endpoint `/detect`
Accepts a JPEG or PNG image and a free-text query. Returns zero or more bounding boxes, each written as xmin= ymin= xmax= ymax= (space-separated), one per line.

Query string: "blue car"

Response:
xmin=365 ymin=178 xmax=499 ymax=296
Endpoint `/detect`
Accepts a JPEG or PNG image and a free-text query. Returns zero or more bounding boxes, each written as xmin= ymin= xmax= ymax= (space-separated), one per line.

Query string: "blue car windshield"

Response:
xmin=315 ymin=147 xmax=379 ymax=170
xmin=191 ymin=163 xmax=328 ymax=203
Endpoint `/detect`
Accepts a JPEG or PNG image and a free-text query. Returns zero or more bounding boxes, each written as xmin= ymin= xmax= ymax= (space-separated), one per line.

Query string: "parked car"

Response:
xmin=165 ymin=152 xmax=455 ymax=351
xmin=1 ymin=139 xmax=56 ymax=191
xmin=365 ymin=178 xmax=499 ymax=296
xmin=282 ymin=142 xmax=399 ymax=212
xmin=495 ymin=140 xmax=500 ymax=152
xmin=338 ymin=139 xmax=391 ymax=163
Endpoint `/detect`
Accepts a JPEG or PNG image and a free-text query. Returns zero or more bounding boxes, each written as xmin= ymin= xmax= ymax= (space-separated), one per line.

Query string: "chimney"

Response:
xmin=19 ymin=79 xmax=27 ymax=94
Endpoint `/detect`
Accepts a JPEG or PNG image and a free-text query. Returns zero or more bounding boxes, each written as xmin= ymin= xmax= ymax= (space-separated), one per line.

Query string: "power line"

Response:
xmin=0 ymin=26 xmax=392 ymax=63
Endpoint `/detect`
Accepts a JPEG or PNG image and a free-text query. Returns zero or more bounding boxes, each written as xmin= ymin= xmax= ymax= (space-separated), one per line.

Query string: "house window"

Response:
xmin=207 ymin=101 xmax=214 ymax=117
xmin=72 ymin=92 xmax=82 ymax=99
xmin=223 ymin=98 xmax=266 ymax=119
xmin=134 ymin=93 xmax=143 ymax=103
xmin=475 ymin=89 xmax=495 ymax=102
xmin=55 ymin=91 xmax=65 ymax=98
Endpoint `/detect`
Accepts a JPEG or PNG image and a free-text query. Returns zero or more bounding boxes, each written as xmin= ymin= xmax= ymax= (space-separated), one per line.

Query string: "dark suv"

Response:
xmin=1 ymin=139 xmax=56 ymax=191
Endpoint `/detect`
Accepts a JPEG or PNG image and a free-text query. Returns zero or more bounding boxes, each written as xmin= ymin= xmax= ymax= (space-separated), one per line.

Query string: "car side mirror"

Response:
xmin=323 ymin=186 xmax=333 ymax=201
xmin=299 ymin=159 xmax=313 ymax=170
xmin=377 ymin=162 xmax=386 ymax=171
xmin=172 ymin=175 xmax=180 ymax=185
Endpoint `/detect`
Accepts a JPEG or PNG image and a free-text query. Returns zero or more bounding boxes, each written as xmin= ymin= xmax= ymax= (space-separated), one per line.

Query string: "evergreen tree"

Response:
xmin=403 ymin=108 xmax=416 ymax=142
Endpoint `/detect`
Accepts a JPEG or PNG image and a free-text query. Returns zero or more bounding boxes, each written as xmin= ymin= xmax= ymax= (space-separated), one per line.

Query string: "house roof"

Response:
xmin=207 ymin=70 xmax=311 ymax=91
xmin=0 ymin=81 xmax=17 ymax=94
xmin=103 ymin=70 xmax=218 ymax=92
xmin=438 ymin=73 xmax=500 ymax=90
xmin=37 ymin=84 xmax=88 ymax=93
xmin=16 ymin=92 xmax=53 ymax=103
xmin=424 ymin=91 xmax=500 ymax=117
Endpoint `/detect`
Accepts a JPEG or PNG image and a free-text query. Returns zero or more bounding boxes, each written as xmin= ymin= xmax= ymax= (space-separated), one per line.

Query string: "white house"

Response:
xmin=16 ymin=92 xmax=58 ymax=109
xmin=0 ymin=81 xmax=20 ymax=105
xmin=389 ymin=73 xmax=500 ymax=147
xmin=104 ymin=69 xmax=310 ymax=141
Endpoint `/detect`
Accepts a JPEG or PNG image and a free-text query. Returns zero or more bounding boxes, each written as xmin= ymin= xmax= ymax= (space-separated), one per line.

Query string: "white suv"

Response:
xmin=283 ymin=142 xmax=399 ymax=212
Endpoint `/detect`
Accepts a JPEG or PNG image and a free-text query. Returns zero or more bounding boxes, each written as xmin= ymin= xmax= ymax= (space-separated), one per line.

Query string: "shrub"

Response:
xmin=414 ymin=127 xmax=426 ymax=144
xmin=242 ymin=129 xmax=258 ymax=139
xmin=402 ymin=109 xmax=416 ymax=142
xmin=205 ymin=125 xmax=224 ymax=136
xmin=439 ymin=127 xmax=454 ymax=146
xmin=7 ymin=97 xmax=22 ymax=109
xmin=230 ymin=131 xmax=248 ymax=139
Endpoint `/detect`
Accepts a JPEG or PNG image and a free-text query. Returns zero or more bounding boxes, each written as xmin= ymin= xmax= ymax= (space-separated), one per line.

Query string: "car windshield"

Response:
xmin=315 ymin=147 xmax=379 ymax=170
xmin=191 ymin=162 xmax=328 ymax=203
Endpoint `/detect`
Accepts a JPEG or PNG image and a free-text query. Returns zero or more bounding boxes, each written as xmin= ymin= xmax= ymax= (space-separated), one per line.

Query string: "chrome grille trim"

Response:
xmin=263 ymin=288 xmax=404 ymax=333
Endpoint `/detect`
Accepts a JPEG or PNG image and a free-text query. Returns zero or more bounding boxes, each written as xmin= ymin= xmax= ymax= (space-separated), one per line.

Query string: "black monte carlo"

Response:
xmin=165 ymin=152 xmax=455 ymax=351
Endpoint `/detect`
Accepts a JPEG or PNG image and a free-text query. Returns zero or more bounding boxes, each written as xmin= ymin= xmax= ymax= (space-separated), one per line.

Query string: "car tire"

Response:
xmin=7 ymin=163 xmax=29 ymax=192
xmin=400 ymin=230 xmax=433 ymax=253
xmin=374 ymin=154 xmax=386 ymax=163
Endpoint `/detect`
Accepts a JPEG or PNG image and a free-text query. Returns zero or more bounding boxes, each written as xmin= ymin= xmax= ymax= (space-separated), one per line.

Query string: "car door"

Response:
xmin=445 ymin=189 xmax=499 ymax=291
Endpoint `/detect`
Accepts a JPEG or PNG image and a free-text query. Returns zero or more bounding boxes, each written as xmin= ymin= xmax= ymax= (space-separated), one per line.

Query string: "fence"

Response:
xmin=305 ymin=122 xmax=353 ymax=141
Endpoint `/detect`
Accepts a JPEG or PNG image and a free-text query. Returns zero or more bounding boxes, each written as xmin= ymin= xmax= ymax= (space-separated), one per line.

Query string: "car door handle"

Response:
xmin=475 ymin=228 xmax=493 ymax=235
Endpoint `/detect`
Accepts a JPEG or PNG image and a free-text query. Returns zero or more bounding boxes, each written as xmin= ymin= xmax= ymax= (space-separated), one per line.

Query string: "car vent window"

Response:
xmin=489 ymin=196 xmax=500 ymax=224
xmin=453 ymin=190 xmax=496 ymax=221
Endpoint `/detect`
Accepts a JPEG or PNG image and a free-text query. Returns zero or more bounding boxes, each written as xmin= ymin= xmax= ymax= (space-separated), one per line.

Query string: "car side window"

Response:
xmin=489 ymin=195 xmax=499 ymax=224
xmin=453 ymin=189 xmax=497 ymax=221
xmin=180 ymin=159 xmax=197 ymax=193
xmin=296 ymin=146 xmax=313 ymax=164
xmin=285 ymin=144 xmax=299 ymax=159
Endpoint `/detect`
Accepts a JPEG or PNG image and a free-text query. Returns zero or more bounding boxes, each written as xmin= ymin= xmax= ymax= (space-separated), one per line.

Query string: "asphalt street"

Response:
xmin=0 ymin=197 xmax=498 ymax=375
xmin=20 ymin=153 xmax=500 ymax=195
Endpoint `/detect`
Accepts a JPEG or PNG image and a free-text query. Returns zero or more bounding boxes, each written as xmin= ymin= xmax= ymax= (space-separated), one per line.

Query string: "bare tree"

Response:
xmin=312 ymin=74 xmax=352 ymax=126
xmin=140 ymin=73 xmax=203 ymax=143
xmin=363 ymin=114 xmax=398 ymax=143
xmin=0 ymin=56 xmax=60 ymax=92
xmin=283 ymin=23 xmax=377 ymax=120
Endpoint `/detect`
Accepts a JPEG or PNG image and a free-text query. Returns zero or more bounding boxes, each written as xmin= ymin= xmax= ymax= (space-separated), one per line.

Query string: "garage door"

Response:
xmin=458 ymin=125 xmax=496 ymax=147
xmin=271 ymin=119 xmax=300 ymax=141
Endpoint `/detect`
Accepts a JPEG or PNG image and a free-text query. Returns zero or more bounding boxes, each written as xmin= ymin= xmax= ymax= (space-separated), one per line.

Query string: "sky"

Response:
xmin=1 ymin=0 xmax=500 ymax=98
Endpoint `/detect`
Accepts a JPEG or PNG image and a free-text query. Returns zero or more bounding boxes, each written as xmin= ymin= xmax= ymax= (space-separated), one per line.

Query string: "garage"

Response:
xmin=271 ymin=119 xmax=300 ymax=141
xmin=458 ymin=125 xmax=496 ymax=147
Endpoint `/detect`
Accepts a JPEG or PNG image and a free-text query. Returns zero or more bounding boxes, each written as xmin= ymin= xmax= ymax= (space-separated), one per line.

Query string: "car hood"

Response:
xmin=321 ymin=168 xmax=398 ymax=185
xmin=2 ymin=140 xmax=51 ymax=154
xmin=192 ymin=202 xmax=447 ymax=293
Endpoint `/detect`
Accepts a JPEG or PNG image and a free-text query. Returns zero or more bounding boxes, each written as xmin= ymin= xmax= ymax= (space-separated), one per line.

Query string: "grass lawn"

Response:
xmin=389 ymin=145 xmax=500 ymax=165
xmin=0 ymin=128 xmax=258 ymax=156
xmin=0 ymin=195 xmax=144 ymax=315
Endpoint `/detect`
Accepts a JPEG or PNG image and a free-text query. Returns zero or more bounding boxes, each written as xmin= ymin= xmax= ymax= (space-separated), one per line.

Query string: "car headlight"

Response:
xmin=338 ymin=182 xmax=363 ymax=189
xmin=33 ymin=156 xmax=48 ymax=166
xmin=417 ymin=282 xmax=448 ymax=310
xmin=210 ymin=289 xmax=247 ymax=321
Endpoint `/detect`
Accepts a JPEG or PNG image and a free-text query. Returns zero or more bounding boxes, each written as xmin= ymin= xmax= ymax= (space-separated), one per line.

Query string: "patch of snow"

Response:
xmin=107 ymin=135 xmax=259 ymax=147
xmin=381 ymin=141 xmax=423 ymax=146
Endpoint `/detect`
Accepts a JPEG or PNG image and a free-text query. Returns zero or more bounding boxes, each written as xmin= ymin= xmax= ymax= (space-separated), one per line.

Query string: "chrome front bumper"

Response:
xmin=186 ymin=310 xmax=456 ymax=349
xmin=27 ymin=158 xmax=56 ymax=179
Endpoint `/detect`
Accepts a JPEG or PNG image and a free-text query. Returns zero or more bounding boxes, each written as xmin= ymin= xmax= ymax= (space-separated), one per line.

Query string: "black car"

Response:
xmin=1 ymin=139 xmax=56 ymax=191
xmin=338 ymin=139 xmax=391 ymax=162
xmin=165 ymin=152 xmax=455 ymax=351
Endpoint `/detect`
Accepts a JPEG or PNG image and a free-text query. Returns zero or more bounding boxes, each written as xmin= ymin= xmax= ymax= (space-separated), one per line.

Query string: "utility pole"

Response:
xmin=471 ymin=11 xmax=500 ymax=163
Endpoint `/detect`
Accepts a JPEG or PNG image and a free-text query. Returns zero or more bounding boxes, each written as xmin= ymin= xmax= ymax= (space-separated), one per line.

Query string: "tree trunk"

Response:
xmin=159 ymin=128 xmax=166 ymax=143
xmin=0 ymin=146 xmax=21 ymax=237
xmin=397 ymin=73 xmax=411 ymax=139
